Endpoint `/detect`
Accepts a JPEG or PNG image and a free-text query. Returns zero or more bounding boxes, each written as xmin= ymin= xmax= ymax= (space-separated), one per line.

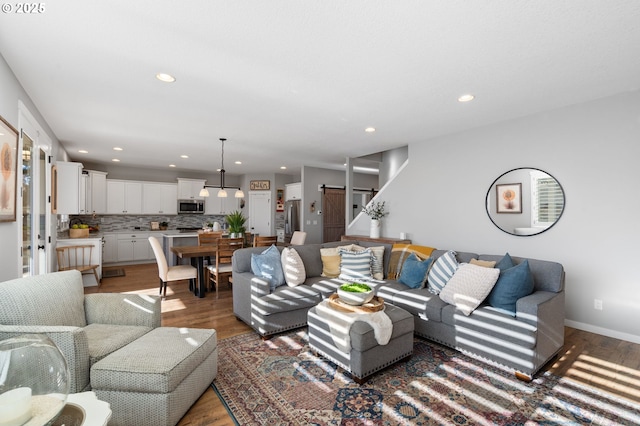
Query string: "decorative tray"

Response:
xmin=328 ymin=293 xmax=385 ymax=313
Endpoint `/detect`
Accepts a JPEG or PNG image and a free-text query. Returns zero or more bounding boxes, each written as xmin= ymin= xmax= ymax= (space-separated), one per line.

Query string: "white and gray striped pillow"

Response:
xmin=339 ymin=248 xmax=373 ymax=281
xmin=427 ymin=250 xmax=458 ymax=294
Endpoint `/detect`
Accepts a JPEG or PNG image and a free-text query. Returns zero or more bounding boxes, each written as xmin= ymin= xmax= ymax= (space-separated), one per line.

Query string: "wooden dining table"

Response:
xmin=170 ymin=245 xmax=217 ymax=298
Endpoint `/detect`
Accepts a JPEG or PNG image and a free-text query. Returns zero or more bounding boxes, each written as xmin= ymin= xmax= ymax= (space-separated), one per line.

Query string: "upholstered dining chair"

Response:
xmin=253 ymin=235 xmax=278 ymax=247
xmin=289 ymin=231 xmax=307 ymax=245
xmin=149 ymin=236 xmax=197 ymax=298
xmin=206 ymin=237 xmax=244 ymax=298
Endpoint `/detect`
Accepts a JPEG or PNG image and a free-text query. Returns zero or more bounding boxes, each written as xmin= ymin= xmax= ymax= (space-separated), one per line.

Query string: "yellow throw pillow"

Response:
xmin=470 ymin=259 xmax=497 ymax=268
xmin=388 ymin=244 xmax=436 ymax=280
xmin=320 ymin=247 xmax=341 ymax=278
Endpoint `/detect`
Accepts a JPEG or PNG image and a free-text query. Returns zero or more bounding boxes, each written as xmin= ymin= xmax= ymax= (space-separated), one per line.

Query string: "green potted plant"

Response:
xmin=362 ymin=201 xmax=388 ymax=238
xmin=225 ymin=210 xmax=247 ymax=238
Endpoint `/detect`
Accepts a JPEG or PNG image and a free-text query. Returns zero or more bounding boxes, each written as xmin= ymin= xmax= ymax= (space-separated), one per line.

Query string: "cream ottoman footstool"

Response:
xmin=91 ymin=327 xmax=217 ymax=426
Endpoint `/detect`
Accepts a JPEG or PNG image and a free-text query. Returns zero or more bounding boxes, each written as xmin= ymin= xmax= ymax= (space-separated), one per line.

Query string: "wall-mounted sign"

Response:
xmin=250 ymin=180 xmax=270 ymax=190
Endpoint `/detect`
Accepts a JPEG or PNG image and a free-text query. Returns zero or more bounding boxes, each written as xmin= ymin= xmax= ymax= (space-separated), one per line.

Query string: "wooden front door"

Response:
xmin=322 ymin=188 xmax=345 ymax=242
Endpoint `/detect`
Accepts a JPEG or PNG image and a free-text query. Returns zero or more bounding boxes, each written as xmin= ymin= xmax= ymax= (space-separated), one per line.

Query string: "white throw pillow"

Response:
xmin=438 ymin=263 xmax=500 ymax=316
xmin=281 ymin=247 xmax=306 ymax=287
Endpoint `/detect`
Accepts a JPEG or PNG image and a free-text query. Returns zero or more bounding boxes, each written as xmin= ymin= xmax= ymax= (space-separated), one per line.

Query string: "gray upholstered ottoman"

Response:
xmin=308 ymin=303 xmax=414 ymax=384
xmin=91 ymin=327 xmax=217 ymax=426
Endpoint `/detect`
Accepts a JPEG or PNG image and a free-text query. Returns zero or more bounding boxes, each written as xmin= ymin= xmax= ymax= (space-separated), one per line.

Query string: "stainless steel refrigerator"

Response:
xmin=284 ymin=199 xmax=301 ymax=241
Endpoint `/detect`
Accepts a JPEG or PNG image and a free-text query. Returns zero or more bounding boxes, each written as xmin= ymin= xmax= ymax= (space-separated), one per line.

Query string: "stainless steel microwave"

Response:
xmin=177 ymin=199 xmax=205 ymax=214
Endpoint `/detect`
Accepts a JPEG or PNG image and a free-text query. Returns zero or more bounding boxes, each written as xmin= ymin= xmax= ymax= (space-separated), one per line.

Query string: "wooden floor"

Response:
xmin=89 ymin=263 xmax=640 ymax=425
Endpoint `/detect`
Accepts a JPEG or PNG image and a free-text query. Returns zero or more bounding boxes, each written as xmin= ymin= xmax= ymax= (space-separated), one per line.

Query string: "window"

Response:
xmin=530 ymin=171 xmax=564 ymax=227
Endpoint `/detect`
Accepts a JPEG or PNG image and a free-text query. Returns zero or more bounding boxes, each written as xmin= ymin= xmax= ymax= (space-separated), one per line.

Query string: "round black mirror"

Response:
xmin=486 ymin=168 xmax=565 ymax=236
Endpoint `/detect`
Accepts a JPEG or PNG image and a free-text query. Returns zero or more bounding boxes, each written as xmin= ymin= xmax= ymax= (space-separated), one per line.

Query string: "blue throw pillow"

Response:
xmin=487 ymin=259 xmax=534 ymax=316
xmin=496 ymin=252 xmax=515 ymax=272
xmin=251 ymin=245 xmax=285 ymax=292
xmin=398 ymin=253 xmax=433 ymax=289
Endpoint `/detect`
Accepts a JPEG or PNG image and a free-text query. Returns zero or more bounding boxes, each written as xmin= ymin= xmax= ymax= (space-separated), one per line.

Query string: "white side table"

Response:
xmin=52 ymin=391 xmax=112 ymax=426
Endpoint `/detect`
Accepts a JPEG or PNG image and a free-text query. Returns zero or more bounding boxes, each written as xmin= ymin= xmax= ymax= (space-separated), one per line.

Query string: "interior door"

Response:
xmin=248 ymin=191 xmax=271 ymax=236
xmin=322 ymin=188 xmax=345 ymax=242
xmin=19 ymin=103 xmax=51 ymax=276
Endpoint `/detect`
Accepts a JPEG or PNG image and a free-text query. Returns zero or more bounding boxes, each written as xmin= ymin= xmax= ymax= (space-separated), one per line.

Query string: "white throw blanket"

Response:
xmin=315 ymin=300 xmax=393 ymax=353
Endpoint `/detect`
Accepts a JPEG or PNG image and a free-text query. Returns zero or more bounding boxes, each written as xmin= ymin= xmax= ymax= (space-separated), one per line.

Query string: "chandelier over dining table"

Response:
xmin=199 ymin=138 xmax=244 ymax=198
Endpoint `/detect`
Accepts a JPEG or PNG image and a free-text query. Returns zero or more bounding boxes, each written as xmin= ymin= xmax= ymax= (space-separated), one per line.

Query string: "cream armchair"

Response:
xmin=0 ymin=270 xmax=161 ymax=393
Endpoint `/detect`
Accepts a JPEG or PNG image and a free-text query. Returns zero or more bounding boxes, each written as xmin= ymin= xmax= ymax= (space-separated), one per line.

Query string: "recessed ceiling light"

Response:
xmin=169 ymin=164 xmax=176 ymax=168
xmin=458 ymin=94 xmax=475 ymax=102
xmin=113 ymin=147 xmax=123 ymax=151
xmin=365 ymin=127 xmax=376 ymax=133
xmin=180 ymin=155 xmax=189 ymax=159
xmin=234 ymin=161 xmax=242 ymax=165
xmin=78 ymin=149 xmax=88 ymax=154
xmin=280 ymin=166 xmax=287 ymax=170
xmin=156 ymin=73 xmax=176 ymax=83
xmin=112 ymin=159 xmax=120 ymax=162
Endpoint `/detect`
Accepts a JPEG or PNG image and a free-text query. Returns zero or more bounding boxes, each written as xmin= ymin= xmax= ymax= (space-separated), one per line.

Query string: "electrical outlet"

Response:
xmin=594 ymin=299 xmax=603 ymax=310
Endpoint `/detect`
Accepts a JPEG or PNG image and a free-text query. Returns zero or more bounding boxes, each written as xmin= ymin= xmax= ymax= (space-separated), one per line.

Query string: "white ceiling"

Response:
xmin=1 ymin=1 xmax=639 ymax=177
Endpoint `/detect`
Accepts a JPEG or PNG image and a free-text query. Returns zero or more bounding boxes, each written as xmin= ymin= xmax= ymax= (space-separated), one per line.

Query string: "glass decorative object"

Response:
xmin=0 ymin=334 xmax=70 ymax=426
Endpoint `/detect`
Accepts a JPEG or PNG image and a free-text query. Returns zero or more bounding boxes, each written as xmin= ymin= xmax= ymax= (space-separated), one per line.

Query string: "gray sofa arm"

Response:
xmin=84 ymin=294 xmax=162 ymax=328
xmin=250 ymin=276 xmax=271 ymax=298
xmin=0 ymin=325 xmax=91 ymax=393
xmin=516 ymin=290 xmax=565 ymax=357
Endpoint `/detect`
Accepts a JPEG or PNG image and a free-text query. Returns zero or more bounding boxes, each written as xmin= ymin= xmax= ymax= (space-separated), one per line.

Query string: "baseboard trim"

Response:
xmin=565 ymin=320 xmax=640 ymax=344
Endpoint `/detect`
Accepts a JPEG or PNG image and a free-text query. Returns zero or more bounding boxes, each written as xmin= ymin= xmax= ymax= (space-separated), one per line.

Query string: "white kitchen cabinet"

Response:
xmin=205 ymin=194 xmax=239 ymax=215
xmin=107 ymin=180 xmax=143 ymax=214
xmin=79 ymin=173 xmax=88 ymax=214
xmin=177 ymin=178 xmax=206 ymax=200
xmin=143 ymin=183 xmax=178 ymax=214
xmin=56 ymin=161 xmax=84 ymax=214
xmin=285 ymin=182 xmax=302 ymax=200
xmin=103 ymin=234 xmax=118 ymax=263
xmin=88 ymin=170 xmax=108 ymax=214
xmin=116 ymin=232 xmax=152 ymax=262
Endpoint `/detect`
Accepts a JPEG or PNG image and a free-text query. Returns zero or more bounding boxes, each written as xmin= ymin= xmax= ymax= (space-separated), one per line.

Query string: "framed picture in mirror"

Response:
xmin=496 ymin=183 xmax=522 ymax=213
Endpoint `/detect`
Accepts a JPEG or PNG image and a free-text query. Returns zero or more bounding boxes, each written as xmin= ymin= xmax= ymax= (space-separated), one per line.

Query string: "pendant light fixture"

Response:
xmin=198 ymin=137 xmax=245 ymax=198
xmin=217 ymin=138 xmax=228 ymax=197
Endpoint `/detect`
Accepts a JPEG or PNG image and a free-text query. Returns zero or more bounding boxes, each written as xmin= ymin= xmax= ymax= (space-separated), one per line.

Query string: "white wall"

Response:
xmin=350 ymin=90 xmax=640 ymax=343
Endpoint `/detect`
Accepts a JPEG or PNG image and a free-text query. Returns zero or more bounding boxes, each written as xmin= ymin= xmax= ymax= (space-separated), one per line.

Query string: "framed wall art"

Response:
xmin=496 ymin=183 xmax=522 ymax=214
xmin=250 ymin=180 xmax=270 ymax=190
xmin=0 ymin=115 xmax=18 ymax=222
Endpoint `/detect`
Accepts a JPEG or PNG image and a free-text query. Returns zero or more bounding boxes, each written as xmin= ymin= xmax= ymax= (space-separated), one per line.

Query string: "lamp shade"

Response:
xmin=217 ymin=188 xmax=228 ymax=197
xmin=0 ymin=334 xmax=70 ymax=426
xmin=235 ymin=189 xmax=245 ymax=198
xmin=199 ymin=187 xmax=210 ymax=197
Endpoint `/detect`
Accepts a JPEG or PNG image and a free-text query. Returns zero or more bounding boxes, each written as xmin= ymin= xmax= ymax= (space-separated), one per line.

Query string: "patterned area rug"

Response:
xmin=213 ymin=329 xmax=640 ymax=425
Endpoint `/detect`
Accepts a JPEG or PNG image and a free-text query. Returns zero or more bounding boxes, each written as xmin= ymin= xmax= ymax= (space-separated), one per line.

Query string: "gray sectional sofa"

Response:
xmin=232 ymin=240 xmax=565 ymax=380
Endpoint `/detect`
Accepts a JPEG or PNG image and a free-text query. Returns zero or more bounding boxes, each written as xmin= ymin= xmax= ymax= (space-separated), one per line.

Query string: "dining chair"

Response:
xmin=289 ymin=231 xmax=307 ymax=245
xmin=206 ymin=237 xmax=244 ymax=298
xmin=198 ymin=231 xmax=223 ymax=266
xmin=56 ymin=245 xmax=100 ymax=285
xmin=253 ymin=235 xmax=278 ymax=247
xmin=148 ymin=236 xmax=197 ymax=298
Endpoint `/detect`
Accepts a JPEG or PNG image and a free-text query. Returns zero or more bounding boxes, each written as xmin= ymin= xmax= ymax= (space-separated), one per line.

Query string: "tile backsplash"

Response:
xmin=70 ymin=214 xmax=228 ymax=232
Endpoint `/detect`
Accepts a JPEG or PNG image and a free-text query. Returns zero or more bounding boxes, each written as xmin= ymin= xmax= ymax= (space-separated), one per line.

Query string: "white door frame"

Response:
xmin=18 ymin=101 xmax=52 ymax=276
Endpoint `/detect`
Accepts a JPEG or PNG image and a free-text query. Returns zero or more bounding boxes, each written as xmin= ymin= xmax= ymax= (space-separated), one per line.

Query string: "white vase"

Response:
xmin=369 ymin=219 xmax=381 ymax=238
